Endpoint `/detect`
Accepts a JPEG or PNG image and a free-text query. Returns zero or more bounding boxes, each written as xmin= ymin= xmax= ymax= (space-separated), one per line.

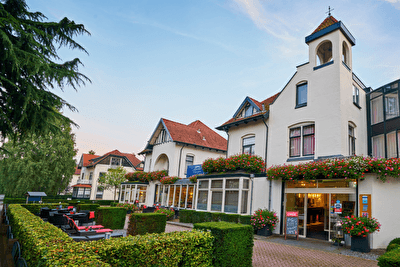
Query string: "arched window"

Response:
xmin=342 ymin=42 xmax=349 ymax=66
xmin=154 ymin=154 xmax=169 ymax=173
xmin=242 ymin=135 xmax=255 ymax=155
xmin=316 ymin=41 xmax=333 ymax=66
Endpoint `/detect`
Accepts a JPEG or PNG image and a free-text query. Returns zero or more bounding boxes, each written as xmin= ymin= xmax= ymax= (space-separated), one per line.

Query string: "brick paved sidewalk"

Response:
xmin=165 ymin=223 xmax=379 ymax=267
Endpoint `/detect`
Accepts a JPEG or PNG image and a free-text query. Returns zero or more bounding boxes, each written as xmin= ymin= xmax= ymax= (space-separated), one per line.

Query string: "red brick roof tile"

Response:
xmin=85 ymin=150 xmax=142 ymax=169
xmin=81 ymin=154 xmax=100 ymax=167
xmin=312 ymin=16 xmax=338 ymax=34
xmin=162 ymin=118 xmax=227 ymax=151
xmin=74 ymin=166 xmax=81 ymax=175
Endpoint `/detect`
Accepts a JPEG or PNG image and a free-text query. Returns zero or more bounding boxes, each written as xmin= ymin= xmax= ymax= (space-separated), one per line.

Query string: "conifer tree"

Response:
xmin=0 ymin=0 xmax=90 ymax=141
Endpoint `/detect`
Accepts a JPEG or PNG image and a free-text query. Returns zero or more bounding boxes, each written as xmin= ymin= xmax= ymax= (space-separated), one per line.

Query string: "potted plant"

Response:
xmin=341 ymin=215 xmax=381 ymax=253
xmin=251 ymin=209 xmax=279 ymax=236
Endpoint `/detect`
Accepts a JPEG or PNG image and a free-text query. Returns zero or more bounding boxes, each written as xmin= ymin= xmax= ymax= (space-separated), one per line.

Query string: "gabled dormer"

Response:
xmin=217 ymin=94 xmax=279 ymax=131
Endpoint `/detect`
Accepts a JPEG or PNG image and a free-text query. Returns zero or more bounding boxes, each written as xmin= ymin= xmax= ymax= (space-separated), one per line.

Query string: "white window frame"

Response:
xmin=242 ymin=135 xmax=255 ymax=155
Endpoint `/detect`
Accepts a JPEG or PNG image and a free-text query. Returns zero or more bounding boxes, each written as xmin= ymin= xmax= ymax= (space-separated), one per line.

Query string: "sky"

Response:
xmin=27 ymin=0 xmax=400 ymax=161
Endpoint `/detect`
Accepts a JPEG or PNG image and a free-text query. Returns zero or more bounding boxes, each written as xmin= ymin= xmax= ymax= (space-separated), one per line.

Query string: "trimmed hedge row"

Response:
xmin=378 ymin=238 xmax=400 ymax=266
xmin=180 ymin=209 xmax=252 ymax=225
xmin=96 ymin=207 xmax=127 ymax=229
xmin=8 ymin=204 xmax=108 ymax=266
xmin=4 ymin=197 xmax=117 ymax=206
xmin=77 ymin=203 xmax=100 ymax=212
xmin=7 ymin=204 xmax=214 ymax=266
xmin=128 ymin=213 xmax=167 ymax=236
xmin=194 ymin=221 xmax=254 ymax=267
xmin=93 ymin=230 xmax=213 ymax=266
xmin=21 ymin=203 xmax=68 ymax=215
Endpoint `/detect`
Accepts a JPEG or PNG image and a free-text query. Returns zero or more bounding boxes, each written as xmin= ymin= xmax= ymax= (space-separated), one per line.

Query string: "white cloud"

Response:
xmin=231 ymin=0 xmax=296 ymax=41
xmin=380 ymin=0 xmax=400 ymax=9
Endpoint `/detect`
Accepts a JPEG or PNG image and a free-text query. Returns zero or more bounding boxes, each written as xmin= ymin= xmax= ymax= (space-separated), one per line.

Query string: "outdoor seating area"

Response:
xmin=39 ymin=205 xmax=123 ymax=241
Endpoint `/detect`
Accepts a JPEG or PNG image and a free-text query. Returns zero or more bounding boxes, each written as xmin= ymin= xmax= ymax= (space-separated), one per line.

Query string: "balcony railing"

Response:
xmin=76 ymin=179 xmax=92 ymax=184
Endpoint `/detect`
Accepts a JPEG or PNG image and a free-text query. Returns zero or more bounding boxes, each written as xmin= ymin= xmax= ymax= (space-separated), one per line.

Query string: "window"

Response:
xmin=89 ymin=172 xmax=93 ymax=181
xmin=296 ymin=83 xmax=307 ymax=108
xmin=371 ymin=96 xmax=383 ymax=124
xmin=349 ymin=125 xmax=356 ymax=156
xmin=242 ymin=136 xmax=255 ymax=155
xmin=385 ymin=93 xmax=399 ymax=120
xmin=185 ymin=155 xmax=194 ymax=175
xmin=244 ymin=104 xmax=254 ymax=117
xmin=316 ymin=41 xmax=333 ymax=66
xmin=197 ymin=178 xmax=250 ymax=214
xmin=372 ymin=135 xmax=384 ymax=158
xmin=342 ymin=42 xmax=349 ymax=66
xmin=353 ymin=85 xmax=359 ymax=106
xmin=387 ymin=132 xmax=397 ymax=158
xmin=96 ymin=187 xmax=103 ymax=200
xmin=155 ymin=129 xmax=172 ymax=144
xmin=111 ymin=157 xmax=120 ymax=166
xmin=289 ymin=124 xmax=315 ymax=157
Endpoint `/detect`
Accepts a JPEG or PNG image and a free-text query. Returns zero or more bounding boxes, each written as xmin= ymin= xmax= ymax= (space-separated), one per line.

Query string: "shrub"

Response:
xmin=155 ymin=208 xmax=175 ymax=220
xmin=211 ymin=212 xmax=224 ymax=222
xmin=179 ymin=209 xmax=194 ymax=223
xmin=96 ymin=207 xmax=126 ymax=229
xmin=21 ymin=203 xmax=68 ymax=215
xmin=240 ymin=215 xmax=252 ymax=225
xmin=222 ymin=213 xmax=240 ymax=223
xmin=194 ymin=221 xmax=254 ymax=267
xmin=128 ymin=213 xmax=166 ymax=236
xmin=378 ymin=247 xmax=400 ymax=267
xmin=77 ymin=203 xmax=100 ymax=212
xmin=8 ymin=204 xmax=108 ymax=266
xmin=92 ymin=230 xmax=213 ymax=266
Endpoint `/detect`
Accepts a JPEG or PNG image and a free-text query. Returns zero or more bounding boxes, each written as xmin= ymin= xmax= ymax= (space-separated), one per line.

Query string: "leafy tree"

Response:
xmin=0 ymin=0 xmax=90 ymax=141
xmin=0 ymin=122 xmax=77 ymax=196
xmin=88 ymin=150 xmax=96 ymax=155
xmin=98 ymin=166 xmax=127 ymax=201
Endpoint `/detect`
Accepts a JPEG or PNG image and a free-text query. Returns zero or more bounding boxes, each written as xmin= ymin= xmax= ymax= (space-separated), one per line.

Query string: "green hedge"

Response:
xmin=21 ymin=203 xmax=68 ymax=215
xmin=7 ymin=204 xmax=214 ymax=266
xmin=180 ymin=210 xmax=247 ymax=224
xmin=3 ymin=198 xmax=26 ymax=204
xmin=194 ymin=221 xmax=254 ymax=267
xmin=128 ymin=213 xmax=166 ymax=236
xmin=378 ymin=247 xmax=400 ymax=267
xmin=93 ymin=230 xmax=213 ymax=266
xmin=8 ymin=204 xmax=108 ymax=266
xmin=95 ymin=207 xmax=126 ymax=229
xmin=77 ymin=203 xmax=100 ymax=212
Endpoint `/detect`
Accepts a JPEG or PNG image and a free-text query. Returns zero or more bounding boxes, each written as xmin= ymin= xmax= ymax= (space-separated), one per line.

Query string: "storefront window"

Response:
xmin=197 ymin=191 xmax=208 ymax=210
xmin=174 ymin=186 xmax=181 ymax=207
xmin=168 ymin=186 xmax=175 ymax=206
xmin=211 ymin=191 xmax=223 ymax=211
xmin=187 ymin=186 xmax=195 ymax=208
xmin=180 ymin=186 xmax=187 ymax=208
xmin=226 ymin=179 xmax=239 ymax=189
xmin=224 ymin=191 xmax=238 ymax=213
xmin=286 ymin=180 xmax=317 ymax=188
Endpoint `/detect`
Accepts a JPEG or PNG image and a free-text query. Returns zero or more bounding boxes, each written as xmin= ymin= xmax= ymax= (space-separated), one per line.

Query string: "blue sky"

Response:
xmin=28 ymin=0 xmax=400 ymax=160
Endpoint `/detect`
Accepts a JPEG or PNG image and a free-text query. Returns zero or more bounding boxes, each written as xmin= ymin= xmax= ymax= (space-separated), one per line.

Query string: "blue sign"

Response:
xmin=186 ymin=164 xmax=204 ymax=178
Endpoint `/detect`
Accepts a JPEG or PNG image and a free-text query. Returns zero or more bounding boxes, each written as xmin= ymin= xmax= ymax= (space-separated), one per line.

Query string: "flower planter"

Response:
xmin=256 ymin=227 xmax=272 ymax=236
xmin=351 ymin=235 xmax=370 ymax=253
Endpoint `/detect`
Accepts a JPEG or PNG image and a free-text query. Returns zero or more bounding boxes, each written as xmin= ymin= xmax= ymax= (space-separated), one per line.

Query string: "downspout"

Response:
xmin=177 ymin=144 xmax=186 ymax=177
xmin=262 ymin=116 xmax=271 ymax=210
xmin=356 ymin=178 xmax=359 ymax=217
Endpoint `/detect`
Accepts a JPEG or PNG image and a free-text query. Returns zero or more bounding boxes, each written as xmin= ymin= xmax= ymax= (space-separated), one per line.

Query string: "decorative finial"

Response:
xmin=326 ymin=6 xmax=334 ymax=16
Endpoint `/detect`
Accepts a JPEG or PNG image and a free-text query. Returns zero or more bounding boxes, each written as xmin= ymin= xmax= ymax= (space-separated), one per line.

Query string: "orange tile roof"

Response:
xmin=85 ymin=149 xmax=142 ymax=169
xmin=219 ymin=93 xmax=280 ymax=127
xmin=81 ymin=154 xmax=100 ymax=167
xmin=74 ymin=166 xmax=81 ymax=175
xmin=72 ymin=184 xmax=91 ymax=188
xmin=312 ymin=16 xmax=338 ymax=34
xmin=162 ymin=118 xmax=227 ymax=151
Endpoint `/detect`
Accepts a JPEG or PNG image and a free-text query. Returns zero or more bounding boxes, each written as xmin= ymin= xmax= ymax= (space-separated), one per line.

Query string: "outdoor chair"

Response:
xmin=12 ymin=241 xmax=21 ymax=265
xmin=63 ymin=215 xmax=104 ymax=230
xmin=6 ymin=225 xmax=13 ymax=239
xmin=51 ymin=213 xmax=68 ymax=226
xmin=40 ymin=207 xmax=51 ymax=219
xmin=65 ymin=216 xmax=113 ymax=236
xmin=78 ymin=210 xmax=95 ymax=225
xmin=16 ymin=256 xmax=28 ymax=267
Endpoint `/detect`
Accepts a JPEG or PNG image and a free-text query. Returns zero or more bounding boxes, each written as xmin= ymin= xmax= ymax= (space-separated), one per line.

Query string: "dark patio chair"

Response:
xmin=12 ymin=241 xmax=21 ymax=265
xmin=40 ymin=207 xmax=51 ymax=219
xmin=16 ymin=256 xmax=28 ymax=267
xmin=52 ymin=213 xmax=68 ymax=227
xmin=63 ymin=215 xmax=104 ymax=230
xmin=65 ymin=216 xmax=113 ymax=236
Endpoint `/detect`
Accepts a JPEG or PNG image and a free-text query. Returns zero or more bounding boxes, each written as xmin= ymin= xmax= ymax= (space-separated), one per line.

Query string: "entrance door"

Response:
xmin=306 ymin=193 xmax=329 ymax=240
xmin=285 ymin=193 xmax=305 ymax=237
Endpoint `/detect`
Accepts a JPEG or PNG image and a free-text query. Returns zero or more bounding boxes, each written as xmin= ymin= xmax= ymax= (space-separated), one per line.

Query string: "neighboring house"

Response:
xmin=140 ymin=118 xmax=227 ymax=177
xmin=73 ymin=150 xmax=142 ymax=200
xmin=63 ymin=167 xmax=81 ymax=195
xmin=119 ymin=118 xmax=227 ymax=209
xmin=197 ymin=15 xmax=400 ymax=249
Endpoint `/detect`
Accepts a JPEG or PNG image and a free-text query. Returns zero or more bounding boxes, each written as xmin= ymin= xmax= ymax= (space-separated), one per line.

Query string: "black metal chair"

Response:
xmin=40 ymin=207 xmax=51 ymax=219
xmin=6 ymin=225 xmax=13 ymax=239
xmin=16 ymin=256 xmax=28 ymax=267
xmin=12 ymin=241 xmax=21 ymax=265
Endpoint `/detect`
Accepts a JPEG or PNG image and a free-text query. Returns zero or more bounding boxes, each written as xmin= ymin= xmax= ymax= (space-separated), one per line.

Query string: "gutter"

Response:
xmin=262 ymin=116 xmax=272 ymax=210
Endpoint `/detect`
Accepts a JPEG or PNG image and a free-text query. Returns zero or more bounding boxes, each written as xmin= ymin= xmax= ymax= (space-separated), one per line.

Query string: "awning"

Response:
xmin=72 ymin=184 xmax=92 ymax=188
xmin=25 ymin=192 xmax=47 ymax=197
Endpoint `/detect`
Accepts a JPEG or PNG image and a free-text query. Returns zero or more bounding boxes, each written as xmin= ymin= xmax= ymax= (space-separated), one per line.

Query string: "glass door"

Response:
xmin=285 ymin=193 xmax=305 ymax=237
xmin=306 ymin=193 xmax=329 ymax=240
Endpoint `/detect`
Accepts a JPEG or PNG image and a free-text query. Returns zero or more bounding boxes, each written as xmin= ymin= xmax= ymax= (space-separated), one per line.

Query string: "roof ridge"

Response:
xmin=312 ymin=16 xmax=338 ymax=34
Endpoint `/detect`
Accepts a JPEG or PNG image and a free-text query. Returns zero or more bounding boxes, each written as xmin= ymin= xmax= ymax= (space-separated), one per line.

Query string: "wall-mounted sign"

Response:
xmin=334 ymin=200 xmax=342 ymax=214
xmin=186 ymin=164 xmax=204 ymax=178
xmin=359 ymin=194 xmax=371 ymax=218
